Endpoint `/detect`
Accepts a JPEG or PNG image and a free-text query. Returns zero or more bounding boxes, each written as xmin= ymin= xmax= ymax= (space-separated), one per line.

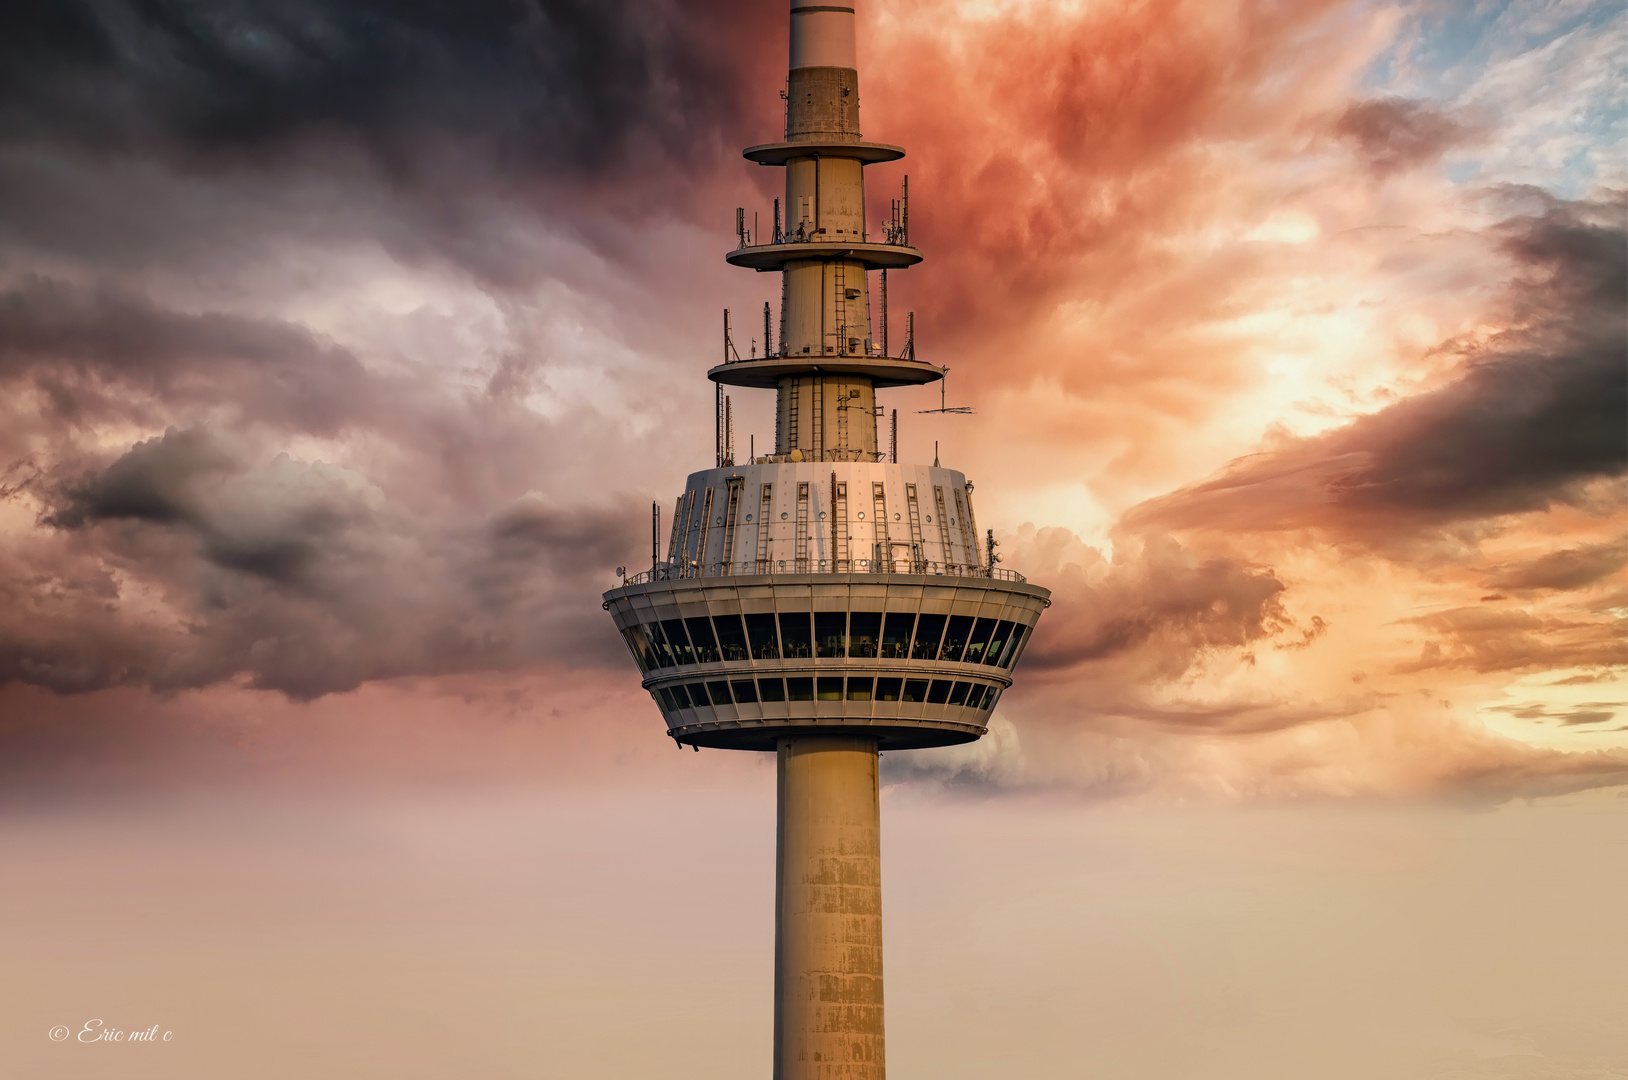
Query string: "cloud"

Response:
xmin=2 ymin=426 xmax=642 ymax=698
xmin=0 ymin=276 xmax=381 ymax=438
xmin=0 ymin=0 xmax=1621 ymax=807
xmin=1399 ymin=606 xmax=1628 ymax=675
xmin=1333 ymin=97 xmax=1481 ymax=175
xmin=0 ymin=0 xmax=795 ymax=298
xmin=1483 ymin=698 xmax=1625 ymax=728
xmin=1486 ymin=539 xmax=1628 ymax=592
xmin=885 ymin=699 xmax=1628 ymax=805
xmin=865 ymin=0 xmax=1366 ymax=345
xmin=0 ymin=0 xmax=778 ymax=183
xmin=1126 ymin=195 xmax=1627 ymax=543
xmin=1008 ymin=526 xmax=1290 ymax=679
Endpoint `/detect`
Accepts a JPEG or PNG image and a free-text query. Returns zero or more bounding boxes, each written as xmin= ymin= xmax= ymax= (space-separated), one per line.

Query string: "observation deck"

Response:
xmin=604 ymin=570 xmax=1049 ymax=751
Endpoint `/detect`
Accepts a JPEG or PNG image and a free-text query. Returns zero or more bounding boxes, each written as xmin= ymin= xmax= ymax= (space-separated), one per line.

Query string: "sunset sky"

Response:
xmin=1 ymin=1 xmax=1625 ymax=1077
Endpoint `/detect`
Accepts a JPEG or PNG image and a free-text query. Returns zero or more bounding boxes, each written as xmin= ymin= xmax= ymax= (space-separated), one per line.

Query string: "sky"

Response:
xmin=0 ymin=1 xmax=1625 ymax=1077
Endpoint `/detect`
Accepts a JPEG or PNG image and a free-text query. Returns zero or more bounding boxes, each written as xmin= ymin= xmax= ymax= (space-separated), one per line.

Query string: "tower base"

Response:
xmin=776 ymin=735 xmax=886 ymax=1079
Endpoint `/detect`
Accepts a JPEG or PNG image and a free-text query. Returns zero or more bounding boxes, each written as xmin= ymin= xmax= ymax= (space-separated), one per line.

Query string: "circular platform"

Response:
xmin=743 ymin=141 xmax=906 ymax=165
xmin=726 ymin=241 xmax=922 ymax=272
xmin=708 ymin=355 xmax=944 ymax=389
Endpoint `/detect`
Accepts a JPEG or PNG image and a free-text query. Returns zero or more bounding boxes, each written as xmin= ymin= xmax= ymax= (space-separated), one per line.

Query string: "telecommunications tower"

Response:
xmin=603 ymin=4 xmax=1049 ymax=1076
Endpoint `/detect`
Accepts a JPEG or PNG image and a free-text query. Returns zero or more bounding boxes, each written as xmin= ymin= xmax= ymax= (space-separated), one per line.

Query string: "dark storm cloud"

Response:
xmin=1486 ymin=539 xmax=1628 ymax=593
xmin=0 ymin=276 xmax=380 ymax=435
xmin=2 ymin=426 xmax=643 ymax=698
xmin=0 ymin=1 xmax=787 ymax=292
xmin=1001 ymin=527 xmax=1290 ymax=678
xmin=0 ymin=276 xmax=630 ymax=521
xmin=1127 ymin=195 xmax=1628 ymax=540
xmin=0 ymin=0 xmax=777 ymax=181
xmin=46 ymin=425 xmax=353 ymax=586
xmin=1333 ymin=97 xmax=1480 ymax=175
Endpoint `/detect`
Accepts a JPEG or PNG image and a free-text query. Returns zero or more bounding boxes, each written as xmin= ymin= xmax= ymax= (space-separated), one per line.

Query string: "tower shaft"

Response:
xmin=776 ymin=735 xmax=885 ymax=1080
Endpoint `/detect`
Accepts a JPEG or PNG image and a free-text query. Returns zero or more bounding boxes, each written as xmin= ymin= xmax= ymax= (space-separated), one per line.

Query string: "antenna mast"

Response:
xmin=879 ymin=269 xmax=888 ymax=356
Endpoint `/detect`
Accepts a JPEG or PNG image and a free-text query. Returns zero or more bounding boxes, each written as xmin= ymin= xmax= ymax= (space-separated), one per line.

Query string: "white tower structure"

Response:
xmin=603 ymin=5 xmax=1049 ymax=1076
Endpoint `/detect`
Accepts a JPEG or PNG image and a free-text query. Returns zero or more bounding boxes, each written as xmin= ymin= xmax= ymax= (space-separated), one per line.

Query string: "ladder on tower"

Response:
xmin=832 ymin=261 xmax=846 ymax=356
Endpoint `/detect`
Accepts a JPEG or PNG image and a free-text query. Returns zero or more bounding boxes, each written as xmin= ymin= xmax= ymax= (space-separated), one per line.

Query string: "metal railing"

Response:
xmin=620 ymin=560 xmax=1027 ymax=587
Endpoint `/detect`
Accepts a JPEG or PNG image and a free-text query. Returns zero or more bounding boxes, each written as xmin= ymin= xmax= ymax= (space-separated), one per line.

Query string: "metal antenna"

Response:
xmin=879 ymin=269 xmax=888 ymax=356
xmin=719 ymin=310 xmax=734 ymax=466
xmin=917 ymin=365 xmax=974 ymax=415
xmin=901 ymin=175 xmax=908 ymax=246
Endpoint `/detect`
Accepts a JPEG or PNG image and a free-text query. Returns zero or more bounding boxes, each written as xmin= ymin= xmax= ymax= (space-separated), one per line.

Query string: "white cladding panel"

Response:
xmin=789 ymin=8 xmax=856 ymax=70
xmin=669 ymin=462 xmax=983 ymax=573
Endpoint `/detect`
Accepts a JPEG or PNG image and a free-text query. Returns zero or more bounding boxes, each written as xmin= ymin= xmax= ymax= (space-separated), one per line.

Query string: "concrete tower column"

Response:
xmin=787 ymin=3 xmax=859 ymax=140
xmin=775 ymin=735 xmax=885 ymax=1080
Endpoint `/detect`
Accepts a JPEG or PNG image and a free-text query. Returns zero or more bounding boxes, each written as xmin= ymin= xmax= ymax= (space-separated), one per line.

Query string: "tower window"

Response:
xmin=984 ymin=621 xmax=1015 ymax=666
xmin=963 ymin=618 xmax=997 ymax=664
xmin=714 ymin=614 xmax=750 ymax=661
xmin=880 ymin=612 xmax=915 ymax=659
xmin=779 ymin=613 xmax=813 ymax=659
xmin=815 ymin=612 xmax=847 ymax=658
xmin=848 ymin=612 xmax=881 ymax=658
xmin=911 ymin=614 xmax=947 ymax=660
xmin=646 ymin=622 xmax=676 ymax=668
xmin=661 ymin=619 xmax=694 ymax=665
xmin=745 ymin=612 xmax=781 ymax=659
xmin=685 ymin=617 xmax=722 ymax=664
xmin=939 ymin=616 xmax=974 ymax=663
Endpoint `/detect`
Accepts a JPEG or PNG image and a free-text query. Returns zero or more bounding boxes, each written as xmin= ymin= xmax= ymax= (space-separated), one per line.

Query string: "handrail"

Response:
xmin=619 ymin=561 xmax=1027 ymax=587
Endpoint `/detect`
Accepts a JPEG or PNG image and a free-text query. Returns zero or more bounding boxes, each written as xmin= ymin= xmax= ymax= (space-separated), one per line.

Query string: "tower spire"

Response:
xmin=713 ymin=3 xmax=939 ymax=465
